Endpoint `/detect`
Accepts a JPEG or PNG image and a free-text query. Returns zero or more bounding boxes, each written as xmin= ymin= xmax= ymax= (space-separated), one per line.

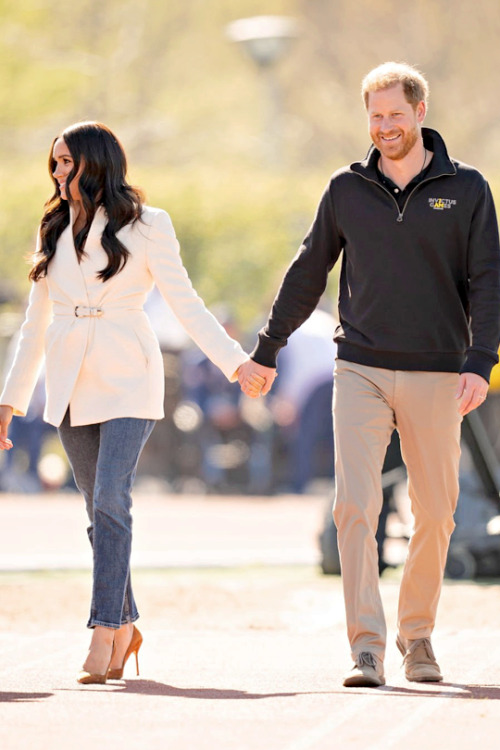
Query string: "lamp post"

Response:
xmin=226 ymin=15 xmax=299 ymax=166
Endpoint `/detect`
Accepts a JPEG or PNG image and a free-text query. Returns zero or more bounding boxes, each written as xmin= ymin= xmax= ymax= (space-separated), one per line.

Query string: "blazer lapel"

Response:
xmin=48 ymin=206 xmax=106 ymax=301
xmin=80 ymin=206 xmax=108 ymax=279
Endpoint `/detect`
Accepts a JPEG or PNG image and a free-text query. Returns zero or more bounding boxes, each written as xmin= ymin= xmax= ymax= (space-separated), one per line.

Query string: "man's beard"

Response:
xmin=375 ymin=125 xmax=419 ymax=161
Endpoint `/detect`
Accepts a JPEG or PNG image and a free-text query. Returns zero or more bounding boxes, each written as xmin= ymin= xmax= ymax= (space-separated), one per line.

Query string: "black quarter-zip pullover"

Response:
xmin=251 ymin=129 xmax=500 ymax=382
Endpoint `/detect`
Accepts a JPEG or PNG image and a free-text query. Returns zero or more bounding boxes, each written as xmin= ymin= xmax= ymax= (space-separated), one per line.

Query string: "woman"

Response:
xmin=0 ymin=121 xmax=262 ymax=684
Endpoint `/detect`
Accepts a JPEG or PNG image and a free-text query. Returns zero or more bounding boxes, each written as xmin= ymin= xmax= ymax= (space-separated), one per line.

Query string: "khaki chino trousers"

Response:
xmin=333 ymin=360 xmax=462 ymax=661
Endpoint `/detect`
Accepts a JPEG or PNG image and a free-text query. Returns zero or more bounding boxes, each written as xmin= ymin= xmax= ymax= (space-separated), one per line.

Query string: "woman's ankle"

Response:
xmin=91 ymin=625 xmax=115 ymax=645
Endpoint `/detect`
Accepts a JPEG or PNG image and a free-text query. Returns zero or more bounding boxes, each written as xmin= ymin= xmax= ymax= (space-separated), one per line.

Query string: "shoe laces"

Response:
xmin=407 ymin=638 xmax=436 ymax=662
xmin=357 ymin=652 xmax=377 ymax=669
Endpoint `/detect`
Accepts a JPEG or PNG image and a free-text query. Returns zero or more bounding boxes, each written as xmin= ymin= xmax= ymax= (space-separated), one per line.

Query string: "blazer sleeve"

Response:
xmin=144 ymin=209 xmax=248 ymax=381
xmin=0 ymin=276 xmax=53 ymax=416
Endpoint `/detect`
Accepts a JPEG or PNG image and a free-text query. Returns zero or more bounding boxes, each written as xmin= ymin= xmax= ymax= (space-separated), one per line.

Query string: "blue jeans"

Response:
xmin=58 ymin=410 xmax=156 ymax=629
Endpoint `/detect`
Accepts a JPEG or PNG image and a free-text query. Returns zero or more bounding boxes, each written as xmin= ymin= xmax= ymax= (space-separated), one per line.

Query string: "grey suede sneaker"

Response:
xmin=343 ymin=652 xmax=385 ymax=688
xmin=397 ymin=635 xmax=443 ymax=682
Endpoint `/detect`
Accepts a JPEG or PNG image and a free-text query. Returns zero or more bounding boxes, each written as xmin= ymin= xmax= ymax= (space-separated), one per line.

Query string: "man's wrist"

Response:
xmin=460 ymin=350 xmax=498 ymax=384
xmin=250 ymin=338 xmax=279 ymax=369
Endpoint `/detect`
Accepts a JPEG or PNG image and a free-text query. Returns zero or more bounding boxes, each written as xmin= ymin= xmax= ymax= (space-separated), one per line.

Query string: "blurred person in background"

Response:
xmin=474 ymin=349 xmax=500 ymax=461
xmin=0 ymin=364 xmax=54 ymax=493
xmin=181 ymin=306 xmax=273 ymax=493
xmin=238 ymin=62 xmax=500 ymax=687
xmin=270 ymin=308 xmax=336 ymax=493
xmin=0 ymin=121 xmax=259 ymax=685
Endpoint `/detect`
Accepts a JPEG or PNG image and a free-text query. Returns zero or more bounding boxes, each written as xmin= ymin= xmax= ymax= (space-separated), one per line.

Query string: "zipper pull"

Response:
xmin=397 ymin=213 xmax=403 ymax=223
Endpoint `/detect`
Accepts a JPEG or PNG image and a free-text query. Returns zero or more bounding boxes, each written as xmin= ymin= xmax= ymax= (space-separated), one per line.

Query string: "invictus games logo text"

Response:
xmin=428 ymin=198 xmax=457 ymax=210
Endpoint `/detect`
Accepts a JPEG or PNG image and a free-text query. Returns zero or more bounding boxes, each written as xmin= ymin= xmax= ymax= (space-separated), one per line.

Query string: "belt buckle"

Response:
xmin=74 ymin=306 xmax=103 ymax=318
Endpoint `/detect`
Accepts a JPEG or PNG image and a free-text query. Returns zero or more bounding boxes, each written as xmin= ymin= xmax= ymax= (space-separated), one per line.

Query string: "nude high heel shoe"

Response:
xmin=107 ymin=626 xmax=143 ymax=680
xmin=77 ymin=643 xmax=115 ymax=685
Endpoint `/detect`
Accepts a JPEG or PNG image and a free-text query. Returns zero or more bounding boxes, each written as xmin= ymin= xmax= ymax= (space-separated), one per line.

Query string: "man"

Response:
xmin=238 ymin=62 xmax=500 ymax=687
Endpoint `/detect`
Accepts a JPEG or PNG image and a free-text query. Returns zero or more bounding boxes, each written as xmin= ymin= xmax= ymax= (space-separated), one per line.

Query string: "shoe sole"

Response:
xmin=406 ymin=671 xmax=443 ymax=683
xmin=343 ymin=675 xmax=385 ymax=688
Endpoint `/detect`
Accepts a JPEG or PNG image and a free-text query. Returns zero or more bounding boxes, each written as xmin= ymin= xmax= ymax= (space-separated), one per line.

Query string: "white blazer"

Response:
xmin=0 ymin=206 xmax=248 ymax=426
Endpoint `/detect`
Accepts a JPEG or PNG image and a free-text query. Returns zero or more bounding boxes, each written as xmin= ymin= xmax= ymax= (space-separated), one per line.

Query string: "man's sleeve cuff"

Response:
xmin=250 ymin=334 xmax=280 ymax=368
xmin=460 ymin=348 xmax=499 ymax=383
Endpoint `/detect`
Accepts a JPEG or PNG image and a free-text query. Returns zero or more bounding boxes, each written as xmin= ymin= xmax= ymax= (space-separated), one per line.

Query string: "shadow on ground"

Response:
xmin=60 ymin=680 xmax=336 ymax=699
xmin=339 ymin=683 xmax=500 ymax=700
xmin=0 ymin=692 xmax=53 ymax=702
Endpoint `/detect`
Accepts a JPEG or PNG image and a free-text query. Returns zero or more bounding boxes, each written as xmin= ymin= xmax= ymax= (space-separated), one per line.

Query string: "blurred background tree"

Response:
xmin=1 ymin=0 xmax=500 ymax=327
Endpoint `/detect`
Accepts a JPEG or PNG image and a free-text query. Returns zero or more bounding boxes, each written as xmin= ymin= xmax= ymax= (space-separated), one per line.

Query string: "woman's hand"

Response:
xmin=0 ymin=405 xmax=14 ymax=450
xmin=237 ymin=360 xmax=277 ymax=398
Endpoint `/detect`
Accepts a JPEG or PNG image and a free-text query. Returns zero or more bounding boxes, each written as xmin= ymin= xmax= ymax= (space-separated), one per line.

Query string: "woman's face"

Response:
xmin=52 ymin=138 xmax=83 ymax=202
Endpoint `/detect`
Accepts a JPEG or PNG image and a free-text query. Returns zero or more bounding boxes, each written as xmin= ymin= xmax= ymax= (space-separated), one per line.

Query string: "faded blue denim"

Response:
xmin=58 ymin=410 xmax=156 ymax=629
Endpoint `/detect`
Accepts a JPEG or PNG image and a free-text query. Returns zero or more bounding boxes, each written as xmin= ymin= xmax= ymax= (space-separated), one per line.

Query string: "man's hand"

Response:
xmin=0 ymin=404 xmax=14 ymax=450
xmin=237 ymin=360 xmax=277 ymax=398
xmin=455 ymin=372 xmax=489 ymax=416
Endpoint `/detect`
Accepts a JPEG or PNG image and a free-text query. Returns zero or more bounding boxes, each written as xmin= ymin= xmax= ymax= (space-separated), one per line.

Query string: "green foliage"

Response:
xmin=131 ymin=165 xmax=332 ymax=327
xmin=1 ymin=0 xmax=500 ymax=326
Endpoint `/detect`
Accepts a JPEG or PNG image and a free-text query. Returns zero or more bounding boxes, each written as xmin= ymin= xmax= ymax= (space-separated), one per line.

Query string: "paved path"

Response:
xmin=0 ymin=491 xmax=326 ymax=570
xmin=0 ymin=492 xmax=499 ymax=750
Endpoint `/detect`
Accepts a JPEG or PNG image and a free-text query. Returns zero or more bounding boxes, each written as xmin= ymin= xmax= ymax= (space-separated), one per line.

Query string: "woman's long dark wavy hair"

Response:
xmin=30 ymin=121 xmax=144 ymax=282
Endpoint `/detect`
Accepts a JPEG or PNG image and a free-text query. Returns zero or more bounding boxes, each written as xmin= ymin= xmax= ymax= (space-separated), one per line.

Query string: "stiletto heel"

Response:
xmin=77 ymin=643 xmax=115 ymax=685
xmin=107 ymin=626 xmax=143 ymax=680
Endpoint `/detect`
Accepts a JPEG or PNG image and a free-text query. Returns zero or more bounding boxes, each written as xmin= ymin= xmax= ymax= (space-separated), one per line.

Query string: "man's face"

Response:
xmin=367 ymin=83 xmax=425 ymax=161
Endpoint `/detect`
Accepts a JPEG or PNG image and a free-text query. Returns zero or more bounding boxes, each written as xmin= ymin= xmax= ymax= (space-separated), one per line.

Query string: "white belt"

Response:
xmin=53 ymin=303 xmax=144 ymax=318
xmin=74 ymin=305 xmax=103 ymax=318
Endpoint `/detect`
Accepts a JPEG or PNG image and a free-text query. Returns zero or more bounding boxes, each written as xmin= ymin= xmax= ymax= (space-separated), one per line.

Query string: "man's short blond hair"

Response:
xmin=361 ymin=61 xmax=429 ymax=110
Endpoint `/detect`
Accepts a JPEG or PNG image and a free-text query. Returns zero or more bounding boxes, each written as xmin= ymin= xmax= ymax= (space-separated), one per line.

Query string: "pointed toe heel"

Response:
xmin=77 ymin=642 xmax=115 ymax=685
xmin=77 ymin=670 xmax=109 ymax=685
xmin=107 ymin=626 xmax=143 ymax=680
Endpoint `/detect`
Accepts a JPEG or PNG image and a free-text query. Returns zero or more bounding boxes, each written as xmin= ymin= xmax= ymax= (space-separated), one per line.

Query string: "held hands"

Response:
xmin=455 ymin=372 xmax=489 ymax=416
xmin=237 ymin=360 xmax=277 ymax=399
xmin=0 ymin=405 xmax=14 ymax=450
